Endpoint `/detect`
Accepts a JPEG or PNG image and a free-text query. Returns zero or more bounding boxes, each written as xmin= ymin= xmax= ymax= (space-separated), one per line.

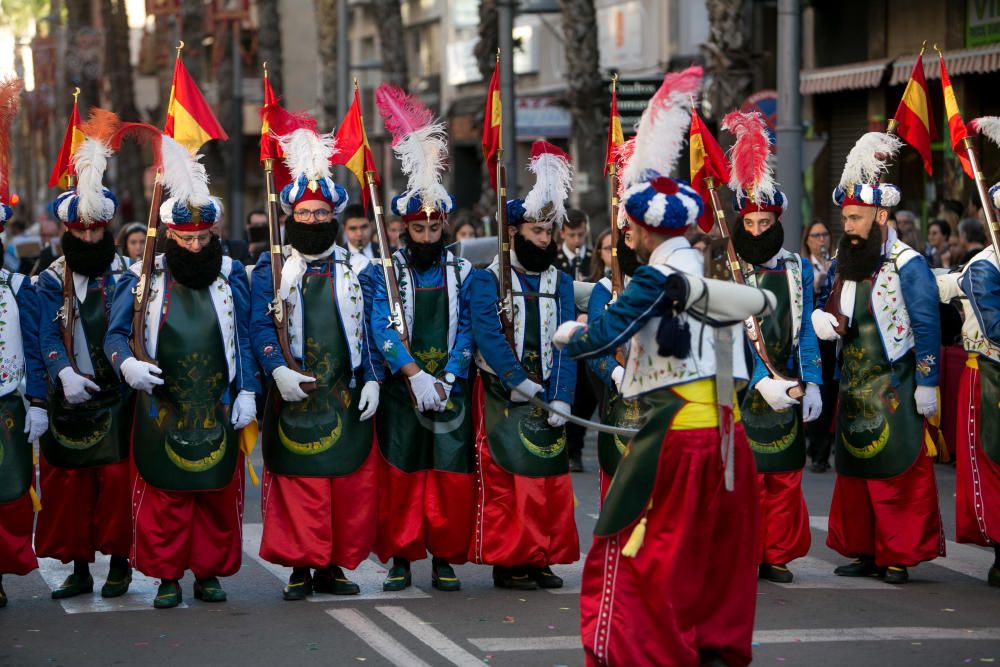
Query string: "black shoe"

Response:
xmin=532 ymin=566 xmax=564 ymax=589
xmin=759 ymin=563 xmax=794 ymax=583
xmin=492 ymin=566 xmax=538 ymax=590
xmin=569 ymin=452 xmax=584 ymax=473
xmin=834 ymin=558 xmax=878 ymax=577
xmin=283 ymin=569 xmax=313 ymax=601
xmin=883 ymin=565 xmax=909 ymax=584
xmin=314 ymin=566 xmax=360 ymax=595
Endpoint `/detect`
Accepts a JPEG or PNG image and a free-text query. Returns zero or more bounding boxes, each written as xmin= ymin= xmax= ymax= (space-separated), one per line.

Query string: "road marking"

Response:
xmin=753 ymin=626 xmax=1000 ymax=643
xmin=326 ymin=608 xmax=433 ymax=667
xmin=586 ymin=513 xmax=600 ymax=520
xmin=241 ymin=523 xmax=430 ymax=601
xmin=376 ymin=606 xmax=485 ymax=667
xmin=469 ymin=636 xmax=580 ymax=651
xmin=38 ymin=555 xmax=187 ymax=613
xmin=766 ymin=556 xmax=898 ymax=590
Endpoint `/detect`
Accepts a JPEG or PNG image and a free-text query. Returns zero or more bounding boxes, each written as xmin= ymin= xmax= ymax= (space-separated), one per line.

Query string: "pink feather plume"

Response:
xmin=375 ymin=84 xmax=433 ymax=147
xmin=615 ymin=138 xmax=636 ymax=198
xmin=722 ymin=110 xmax=776 ymax=201
xmin=646 ymin=66 xmax=703 ymax=116
xmin=0 ymin=77 xmax=23 ymax=202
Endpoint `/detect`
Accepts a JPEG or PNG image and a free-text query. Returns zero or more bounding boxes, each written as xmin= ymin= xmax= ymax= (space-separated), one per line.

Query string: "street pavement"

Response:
xmin=2 ymin=439 xmax=998 ymax=667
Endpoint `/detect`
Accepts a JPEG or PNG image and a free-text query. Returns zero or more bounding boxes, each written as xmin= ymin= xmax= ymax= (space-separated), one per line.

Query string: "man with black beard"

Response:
xmin=467 ymin=140 xmax=578 ymax=590
xmin=105 ymin=135 xmax=259 ymax=608
xmin=35 ymin=121 xmax=133 ymax=601
xmin=811 ymin=132 xmax=943 ymax=585
xmin=249 ymin=112 xmax=382 ymax=600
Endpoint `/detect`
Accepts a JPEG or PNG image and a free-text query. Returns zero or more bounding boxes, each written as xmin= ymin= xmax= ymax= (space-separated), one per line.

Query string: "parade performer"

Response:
xmin=370 ymin=85 xmax=475 ymax=592
xmin=105 ymin=133 xmax=259 ymax=608
xmin=723 ymin=110 xmax=822 ymax=583
xmin=250 ymin=107 xmax=383 ymax=600
xmin=554 ymin=66 xmax=764 ymax=667
xmin=0 ymin=77 xmax=47 ymax=608
xmin=35 ymin=110 xmax=133 ymax=599
xmin=812 ymin=131 xmax=943 ymax=584
xmin=468 ymin=140 xmax=579 ymax=590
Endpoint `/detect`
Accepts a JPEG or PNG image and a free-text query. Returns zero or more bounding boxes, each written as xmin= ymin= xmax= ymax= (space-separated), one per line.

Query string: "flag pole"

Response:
xmin=493 ymin=49 xmax=516 ymax=353
xmin=886 ymin=41 xmax=926 ymax=136
xmin=59 ymin=86 xmax=85 ymax=377
xmin=607 ymin=74 xmax=624 ymax=303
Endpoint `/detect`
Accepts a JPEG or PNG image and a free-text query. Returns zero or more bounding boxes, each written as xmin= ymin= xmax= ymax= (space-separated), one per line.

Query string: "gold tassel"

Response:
xmin=923 ymin=387 xmax=942 ymax=457
xmin=29 ymin=485 xmax=42 ymax=512
xmin=246 ymin=459 xmax=260 ymax=487
xmin=239 ymin=420 xmax=260 ymax=486
xmin=621 ymin=501 xmax=653 ymax=558
xmin=573 ymin=492 xmax=579 ymax=508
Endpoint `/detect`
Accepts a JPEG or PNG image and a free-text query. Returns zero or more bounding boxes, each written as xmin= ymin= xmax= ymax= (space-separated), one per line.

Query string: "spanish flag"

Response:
xmin=891 ymin=54 xmax=934 ymax=176
xmin=689 ymin=109 xmax=730 ymax=233
xmin=939 ymin=54 xmax=974 ymax=180
xmin=48 ymin=96 xmax=84 ymax=188
xmin=164 ymin=55 xmax=228 ymax=154
xmin=259 ymin=70 xmax=281 ymax=162
xmin=604 ymin=79 xmax=623 ymax=176
xmin=333 ymin=84 xmax=379 ymax=212
xmin=482 ymin=58 xmax=502 ymax=191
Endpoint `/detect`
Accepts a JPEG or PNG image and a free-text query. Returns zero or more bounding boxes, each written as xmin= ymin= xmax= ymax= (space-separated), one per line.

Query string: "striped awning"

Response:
xmin=889 ymin=44 xmax=1000 ymax=85
xmin=800 ymin=59 xmax=891 ymax=95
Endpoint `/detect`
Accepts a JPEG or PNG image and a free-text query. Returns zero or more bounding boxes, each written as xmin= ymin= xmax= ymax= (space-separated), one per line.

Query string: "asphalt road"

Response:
xmin=2 ymin=439 xmax=998 ymax=667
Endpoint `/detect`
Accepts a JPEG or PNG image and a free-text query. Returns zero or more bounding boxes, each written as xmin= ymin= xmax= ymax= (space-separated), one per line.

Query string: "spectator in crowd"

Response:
xmin=924 ymin=219 xmax=952 ymax=269
xmin=117 ymin=222 xmax=146 ymax=263
xmin=801 ymin=219 xmax=836 ymax=472
xmin=386 ymin=217 xmax=404 ymax=251
xmin=555 ymin=208 xmax=591 ymax=281
xmin=801 ymin=220 xmax=832 ymax=295
xmin=452 ymin=218 xmax=479 ymax=241
xmin=958 ymin=217 xmax=987 ymax=266
xmin=341 ymin=204 xmax=378 ymax=274
xmin=894 ymin=209 xmax=924 ymax=252
xmin=587 ymin=228 xmax=613 ymax=283
xmin=937 ymin=199 xmax=964 ymax=231
xmin=243 ymin=209 xmax=270 ymax=265
xmin=2 ymin=217 xmax=28 ymax=270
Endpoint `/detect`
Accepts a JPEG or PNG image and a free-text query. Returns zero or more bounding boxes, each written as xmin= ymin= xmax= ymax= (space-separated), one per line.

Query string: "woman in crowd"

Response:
xmin=801 ymin=220 xmax=836 ymax=472
xmin=587 ymin=228 xmax=613 ymax=283
xmin=116 ymin=222 xmax=145 ymax=263
xmin=452 ymin=218 xmax=479 ymax=242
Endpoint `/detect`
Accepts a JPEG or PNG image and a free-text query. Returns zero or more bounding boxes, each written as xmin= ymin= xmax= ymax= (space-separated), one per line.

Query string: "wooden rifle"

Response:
xmin=607 ymin=161 xmax=627 ymax=367
xmin=129 ymin=173 xmax=162 ymax=365
xmin=495 ymin=148 xmax=516 ymax=351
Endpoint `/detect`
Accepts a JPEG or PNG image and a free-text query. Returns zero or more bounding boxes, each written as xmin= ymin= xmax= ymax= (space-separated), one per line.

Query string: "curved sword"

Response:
xmin=525 ymin=395 xmax=640 ymax=437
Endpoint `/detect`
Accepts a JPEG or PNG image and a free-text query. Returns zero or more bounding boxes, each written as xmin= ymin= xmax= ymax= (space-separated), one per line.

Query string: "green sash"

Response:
xmin=133 ymin=282 xmax=238 ymax=491
xmin=482 ymin=294 xmax=568 ymax=477
xmin=262 ymin=267 xmax=373 ymax=477
xmin=978 ymin=357 xmax=1000 ymax=466
xmin=42 ymin=282 xmax=130 ymax=468
xmin=596 ymin=392 xmax=645 ymax=478
xmin=740 ymin=271 xmax=805 ymax=472
xmin=834 ymin=279 xmax=922 ymax=479
xmin=0 ymin=392 xmax=30 ymax=503
xmin=377 ymin=284 xmax=473 ymax=473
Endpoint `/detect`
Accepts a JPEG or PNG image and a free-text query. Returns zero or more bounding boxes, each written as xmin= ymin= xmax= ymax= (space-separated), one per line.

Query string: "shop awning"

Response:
xmin=889 ymin=44 xmax=1000 ymax=85
xmin=800 ymin=59 xmax=891 ymax=95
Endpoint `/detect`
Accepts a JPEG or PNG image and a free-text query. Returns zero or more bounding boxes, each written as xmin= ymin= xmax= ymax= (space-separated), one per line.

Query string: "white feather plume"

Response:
xmin=159 ymin=134 xmax=213 ymax=208
xmin=971 ymin=116 xmax=1000 ymax=148
xmin=393 ymin=122 xmax=450 ymax=209
xmin=73 ymin=136 xmax=114 ymax=222
xmin=838 ymin=132 xmax=903 ymax=190
xmin=278 ymin=128 xmax=337 ymax=182
xmin=524 ymin=152 xmax=574 ymax=224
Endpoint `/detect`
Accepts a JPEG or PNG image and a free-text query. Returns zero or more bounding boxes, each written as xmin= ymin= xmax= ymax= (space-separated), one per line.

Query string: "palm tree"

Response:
xmin=702 ymin=0 xmax=753 ymax=119
xmin=474 ymin=0 xmax=498 ymax=82
xmin=257 ymin=0 xmax=283 ymax=96
xmin=369 ymin=0 xmax=407 ymax=90
xmin=65 ymin=0 xmax=102 ymax=110
xmin=315 ymin=0 xmax=338 ymax=128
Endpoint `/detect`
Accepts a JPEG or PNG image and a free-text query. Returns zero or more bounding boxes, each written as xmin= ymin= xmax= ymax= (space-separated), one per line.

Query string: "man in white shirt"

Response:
xmin=341 ymin=204 xmax=379 ymax=273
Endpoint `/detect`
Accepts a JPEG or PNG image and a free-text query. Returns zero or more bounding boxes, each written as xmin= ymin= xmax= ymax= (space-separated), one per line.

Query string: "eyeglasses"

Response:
xmin=809 ymin=231 xmax=830 ymax=239
xmin=293 ymin=208 xmax=333 ymax=222
xmin=171 ymin=232 xmax=213 ymax=247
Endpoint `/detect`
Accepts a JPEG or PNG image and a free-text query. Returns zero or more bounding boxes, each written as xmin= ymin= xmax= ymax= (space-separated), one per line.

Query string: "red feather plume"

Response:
xmin=721 ymin=110 xmax=776 ymax=201
xmin=375 ymin=83 xmax=433 ymax=147
xmin=110 ymin=122 xmax=164 ymax=171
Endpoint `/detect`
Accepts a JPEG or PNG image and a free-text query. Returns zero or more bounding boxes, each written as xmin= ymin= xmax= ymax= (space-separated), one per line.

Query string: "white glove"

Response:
xmin=358 ymin=380 xmax=380 ymax=421
xmin=811 ymin=310 xmax=841 ymax=341
xmin=272 ymin=365 xmax=314 ymax=403
xmin=510 ymin=378 xmax=543 ymax=403
xmin=611 ymin=366 xmax=625 ymax=393
xmin=802 ymin=382 xmax=822 ymax=422
xmin=58 ymin=367 xmax=100 ymax=404
xmin=915 ymin=385 xmax=938 ymax=417
xmin=408 ymin=370 xmax=445 ymax=413
xmin=230 ymin=390 xmax=257 ymax=429
xmin=24 ymin=406 xmax=48 ymax=443
xmin=547 ymin=400 xmax=570 ymax=427
xmin=755 ymin=376 xmax=801 ymax=412
xmin=552 ymin=321 xmax=586 ymax=349
xmin=120 ymin=357 xmax=164 ymax=394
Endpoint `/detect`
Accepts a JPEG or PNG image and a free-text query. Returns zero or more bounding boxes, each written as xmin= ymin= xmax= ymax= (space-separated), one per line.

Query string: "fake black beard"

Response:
xmin=615 ymin=235 xmax=640 ymax=277
xmin=165 ymin=235 xmax=223 ymax=289
xmin=402 ymin=232 xmax=446 ymax=271
xmin=513 ymin=232 xmax=558 ymax=273
xmin=731 ymin=219 xmax=785 ymax=266
xmin=61 ymin=229 xmax=116 ymax=279
xmin=837 ymin=224 xmax=884 ymax=282
xmin=284 ymin=218 xmax=339 ymax=256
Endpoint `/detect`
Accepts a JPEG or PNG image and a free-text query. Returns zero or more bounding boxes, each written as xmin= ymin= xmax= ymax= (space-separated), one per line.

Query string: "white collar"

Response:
xmin=881 ymin=226 xmax=898 ymax=256
xmin=648 ymin=235 xmax=692 ymax=265
xmin=279 ymin=242 xmax=337 ymax=299
xmin=562 ymin=242 xmax=585 ymax=261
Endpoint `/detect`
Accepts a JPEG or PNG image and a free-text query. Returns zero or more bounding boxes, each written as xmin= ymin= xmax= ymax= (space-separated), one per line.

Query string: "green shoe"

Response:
xmin=283 ymin=571 xmax=313 ymax=601
xmin=833 ymin=558 xmax=878 ymax=578
xmin=101 ymin=566 xmax=132 ymax=598
xmin=314 ymin=567 xmax=360 ymax=595
xmin=532 ymin=566 xmax=564 ymax=589
xmin=153 ymin=580 xmax=182 ymax=609
xmin=382 ymin=564 xmax=411 ymax=592
xmin=989 ymin=565 xmax=1000 ymax=588
xmin=431 ymin=562 xmax=461 ymax=592
xmin=193 ymin=577 xmax=227 ymax=602
xmin=493 ymin=566 xmax=538 ymax=591
xmin=52 ymin=573 xmax=94 ymax=599
xmin=883 ymin=565 xmax=909 ymax=584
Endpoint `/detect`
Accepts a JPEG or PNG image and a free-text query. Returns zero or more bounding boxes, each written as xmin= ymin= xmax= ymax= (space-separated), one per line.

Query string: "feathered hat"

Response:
xmin=969 ymin=117 xmax=1000 ymax=209
xmin=0 ymin=77 xmax=23 ymax=231
xmin=375 ymin=84 xmax=455 ymax=222
xmin=832 ymin=132 xmax=902 ymax=208
xmin=264 ymin=106 xmax=348 ymax=216
xmin=620 ymin=66 xmax=704 ymax=235
xmin=722 ymin=110 xmax=786 ymax=216
xmin=154 ymin=134 xmax=223 ymax=230
xmin=506 ymin=140 xmax=574 ymax=228
xmin=50 ymin=108 xmax=120 ymax=229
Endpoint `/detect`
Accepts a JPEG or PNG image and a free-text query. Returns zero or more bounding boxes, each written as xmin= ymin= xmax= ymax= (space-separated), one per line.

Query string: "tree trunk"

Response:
xmin=256 ymin=0 xmax=283 ymax=95
xmin=474 ymin=0 xmax=498 ymax=82
xmin=64 ymin=0 xmax=102 ymax=110
xmin=559 ymin=0 xmax=607 ymax=229
xmin=369 ymin=0 xmax=407 ymax=90
xmin=701 ymin=0 xmax=753 ymax=120
xmin=315 ymin=0 xmax=338 ymax=128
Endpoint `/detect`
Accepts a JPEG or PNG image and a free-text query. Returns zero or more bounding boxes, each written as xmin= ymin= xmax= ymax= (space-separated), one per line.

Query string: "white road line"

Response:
xmin=37 ymin=555 xmax=187 ymax=613
xmin=767 ymin=556 xmax=897 ymax=590
xmin=376 ymin=606 xmax=485 ymax=667
xmin=753 ymin=626 xmax=1000 ymax=643
xmin=241 ymin=523 xmax=430 ymax=601
xmin=468 ymin=636 xmax=580 ymax=652
xmin=326 ymin=608 xmax=433 ymax=667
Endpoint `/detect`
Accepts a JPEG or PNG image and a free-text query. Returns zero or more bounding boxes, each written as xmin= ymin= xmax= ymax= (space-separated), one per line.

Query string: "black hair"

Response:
xmin=564 ymin=208 xmax=588 ymax=230
xmin=928 ymin=219 xmax=950 ymax=238
xmin=246 ymin=209 xmax=266 ymax=225
xmin=341 ymin=204 xmax=368 ymax=222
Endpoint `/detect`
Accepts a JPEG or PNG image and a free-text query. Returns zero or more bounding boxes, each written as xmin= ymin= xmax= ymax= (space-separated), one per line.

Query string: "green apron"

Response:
xmin=0 ymin=392 xmax=31 ymax=503
xmin=740 ymin=270 xmax=805 ymax=472
xmin=377 ymin=284 xmax=473 ymax=473
xmin=42 ymin=280 xmax=131 ymax=468
xmin=482 ymin=288 xmax=568 ymax=477
xmin=597 ymin=390 xmax=645 ymax=479
xmin=834 ymin=279 xmax=922 ymax=479
xmin=133 ymin=281 xmax=238 ymax=491
xmin=262 ymin=264 xmax=373 ymax=477
xmin=977 ymin=357 xmax=1000 ymax=466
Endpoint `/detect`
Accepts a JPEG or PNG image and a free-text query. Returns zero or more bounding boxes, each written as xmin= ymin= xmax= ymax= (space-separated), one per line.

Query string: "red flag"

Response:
xmin=259 ymin=71 xmax=281 ymax=162
xmin=689 ymin=109 xmax=730 ymax=232
xmin=164 ymin=54 xmax=228 ymax=152
xmin=333 ymin=85 xmax=379 ymax=213
xmin=604 ymin=81 xmax=624 ymax=176
xmin=482 ymin=60 xmax=502 ymax=191
xmin=892 ymin=54 xmax=935 ymax=176
xmin=49 ymin=96 xmax=84 ymax=188
xmin=940 ymin=54 xmax=974 ymax=180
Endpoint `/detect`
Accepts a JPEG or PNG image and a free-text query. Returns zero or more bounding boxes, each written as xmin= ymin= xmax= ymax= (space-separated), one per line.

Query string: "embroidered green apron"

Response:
xmin=377 ymin=284 xmax=473 ymax=474
xmin=42 ymin=280 xmax=130 ymax=468
xmin=835 ymin=279 xmax=922 ymax=479
xmin=977 ymin=357 xmax=1000 ymax=466
xmin=597 ymin=391 xmax=646 ymax=479
xmin=262 ymin=266 xmax=373 ymax=477
xmin=0 ymin=392 xmax=31 ymax=503
xmin=740 ymin=270 xmax=805 ymax=472
xmin=133 ymin=282 xmax=238 ymax=491
xmin=482 ymin=292 xmax=568 ymax=477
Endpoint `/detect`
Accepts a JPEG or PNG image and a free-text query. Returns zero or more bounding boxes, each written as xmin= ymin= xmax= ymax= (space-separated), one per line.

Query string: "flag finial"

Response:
xmin=72 ymin=86 xmax=80 ymax=102
xmin=496 ymin=48 xmax=500 ymax=62
xmin=933 ymin=43 xmax=943 ymax=57
xmin=176 ymin=41 xmax=185 ymax=58
xmin=263 ymin=61 xmax=268 ymax=77
xmin=920 ymin=40 xmax=927 ymax=56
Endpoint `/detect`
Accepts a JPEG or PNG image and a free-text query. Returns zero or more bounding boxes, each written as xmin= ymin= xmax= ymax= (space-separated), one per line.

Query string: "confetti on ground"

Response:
xmin=980 ymin=659 xmax=995 ymax=663
xmin=502 ymin=615 xmax=516 ymax=624
xmin=943 ymin=608 xmax=956 ymax=612
xmin=559 ymin=607 xmax=570 ymax=611
xmin=354 ymin=658 xmax=366 ymax=662
xmin=548 ymin=625 xmax=556 ymax=630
